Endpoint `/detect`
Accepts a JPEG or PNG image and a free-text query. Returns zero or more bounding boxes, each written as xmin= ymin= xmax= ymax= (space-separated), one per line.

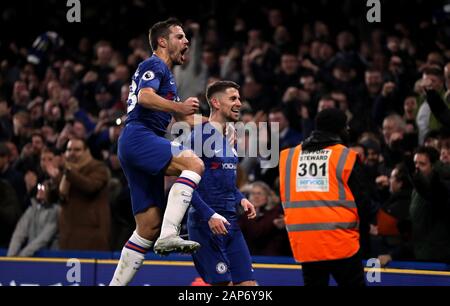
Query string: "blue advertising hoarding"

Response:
xmin=0 ymin=257 xmax=96 ymax=286
xmin=1 ymin=256 xmax=450 ymax=286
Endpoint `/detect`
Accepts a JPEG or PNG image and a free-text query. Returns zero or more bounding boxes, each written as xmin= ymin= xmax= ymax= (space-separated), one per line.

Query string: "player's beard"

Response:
xmin=225 ymin=112 xmax=240 ymax=123
xmin=169 ymin=48 xmax=184 ymax=66
xmin=174 ymin=54 xmax=183 ymax=65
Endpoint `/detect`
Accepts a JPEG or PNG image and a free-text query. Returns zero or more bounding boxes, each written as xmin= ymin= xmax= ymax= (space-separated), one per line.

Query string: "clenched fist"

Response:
xmin=176 ymin=97 xmax=200 ymax=116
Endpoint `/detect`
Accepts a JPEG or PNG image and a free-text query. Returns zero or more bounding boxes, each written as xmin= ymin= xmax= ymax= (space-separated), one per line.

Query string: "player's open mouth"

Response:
xmin=231 ymin=109 xmax=240 ymax=114
xmin=181 ymin=48 xmax=188 ymax=61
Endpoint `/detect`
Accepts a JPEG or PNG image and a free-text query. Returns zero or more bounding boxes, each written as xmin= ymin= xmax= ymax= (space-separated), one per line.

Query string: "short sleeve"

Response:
xmin=137 ymin=61 xmax=164 ymax=92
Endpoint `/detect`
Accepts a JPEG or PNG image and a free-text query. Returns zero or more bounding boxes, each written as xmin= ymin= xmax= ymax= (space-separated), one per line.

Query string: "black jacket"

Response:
xmin=381 ymin=189 xmax=412 ymax=221
xmin=426 ymin=89 xmax=450 ymax=128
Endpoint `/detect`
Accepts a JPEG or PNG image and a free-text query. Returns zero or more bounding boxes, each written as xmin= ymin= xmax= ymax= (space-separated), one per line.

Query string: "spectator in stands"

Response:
xmin=423 ymin=130 xmax=441 ymax=151
xmin=372 ymin=163 xmax=412 ymax=259
xmin=55 ymin=119 xmax=87 ymax=152
xmin=11 ymin=81 xmax=30 ymax=114
xmin=11 ymin=111 xmax=31 ymax=151
xmin=316 ymin=94 xmax=337 ymax=114
xmin=381 ymin=114 xmax=415 ymax=170
xmin=268 ymin=106 xmax=303 ymax=150
xmin=421 ymin=74 xmax=450 ymax=129
xmin=0 ymin=99 xmax=14 ymax=141
xmin=440 ymin=142 xmax=450 ymax=165
xmin=220 ymin=46 xmax=244 ymax=85
xmin=351 ymin=69 xmax=383 ymax=138
xmin=0 ymin=141 xmax=26 ymax=209
xmin=410 ymin=146 xmax=450 ymax=262
xmin=13 ymin=132 xmax=45 ymax=174
xmin=239 ymin=181 xmax=291 ymax=256
xmin=7 ymin=180 xmax=59 ymax=257
xmin=0 ymin=178 xmax=22 ymax=248
xmin=92 ymin=42 xmax=114 ymax=84
xmin=240 ymin=76 xmax=272 ymax=112
xmin=275 ymin=52 xmax=301 ymax=98
xmin=4 ymin=142 xmax=19 ymax=165
xmin=56 ymin=138 xmax=111 ymax=251
xmin=28 ymin=97 xmax=44 ymax=129
xmin=416 ymin=67 xmax=446 ymax=144
xmin=403 ymin=95 xmax=419 ymax=137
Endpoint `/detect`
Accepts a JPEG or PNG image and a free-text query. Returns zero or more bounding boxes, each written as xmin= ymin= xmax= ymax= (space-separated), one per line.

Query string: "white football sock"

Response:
xmin=109 ymin=231 xmax=153 ymax=286
xmin=159 ymin=170 xmax=201 ymax=239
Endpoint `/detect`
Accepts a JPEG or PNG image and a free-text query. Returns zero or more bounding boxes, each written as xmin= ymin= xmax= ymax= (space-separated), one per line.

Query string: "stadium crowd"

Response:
xmin=1 ymin=0 xmax=450 ymax=265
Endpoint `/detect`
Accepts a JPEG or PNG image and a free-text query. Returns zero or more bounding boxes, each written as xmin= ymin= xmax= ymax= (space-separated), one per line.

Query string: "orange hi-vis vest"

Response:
xmin=279 ymin=144 xmax=360 ymax=263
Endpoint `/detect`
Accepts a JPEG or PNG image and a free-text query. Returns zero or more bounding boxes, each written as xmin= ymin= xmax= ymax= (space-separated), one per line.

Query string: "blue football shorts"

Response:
xmin=118 ymin=123 xmax=184 ymax=215
xmin=188 ymin=224 xmax=254 ymax=284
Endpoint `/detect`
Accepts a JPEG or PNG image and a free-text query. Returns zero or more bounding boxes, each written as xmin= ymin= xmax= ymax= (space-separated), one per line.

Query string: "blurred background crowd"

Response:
xmin=1 ymin=0 xmax=450 ymax=265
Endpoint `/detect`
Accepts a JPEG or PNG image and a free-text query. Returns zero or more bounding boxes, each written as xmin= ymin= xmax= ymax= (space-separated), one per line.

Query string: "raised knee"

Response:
xmin=192 ymin=156 xmax=205 ymax=175
xmin=181 ymin=150 xmax=204 ymax=175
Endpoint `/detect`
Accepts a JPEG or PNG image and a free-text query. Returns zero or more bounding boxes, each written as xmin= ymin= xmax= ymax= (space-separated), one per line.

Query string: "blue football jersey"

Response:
xmin=188 ymin=122 xmax=244 ymax=226
xmin=125 ymin=54 xmax=180 ymax=136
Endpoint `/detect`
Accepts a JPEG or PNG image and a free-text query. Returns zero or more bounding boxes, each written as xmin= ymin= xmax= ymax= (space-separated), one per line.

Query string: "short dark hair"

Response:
xmin=424 ymin=129 xmax=440 ymax=142
xmin=422 ymin=66 xmax=444 ymax=81
xmin=206 ymin=80 xmax=240 ymax=102
xmin=319 ymin=94 xmax=337 ymax=106
xmin=269 ymin=105 xmax=287 ymax=116
xmin=392 ymin=163 xmax=412 ymax=190
xmin=414 ymin=146 xmax=439 ymax=164
xmin=31 ymin=132 xmax=44 ymax=141
xmin=149 ymin=18 xmax=182 ymax=52
xmin=66 ymin=137 xmax=87 ymax=151
xmin=41 ymin=147 xmax=56 ymax=156
xmin=404 ymin=92 xmax=419 ymax=100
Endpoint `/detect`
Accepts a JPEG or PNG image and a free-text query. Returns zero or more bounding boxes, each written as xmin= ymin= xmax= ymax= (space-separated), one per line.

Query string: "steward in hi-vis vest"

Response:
xmin=279 ymin=108 xmax=369 ymax=287
xmin=280 ymin=143 xmax=359 ymax=262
